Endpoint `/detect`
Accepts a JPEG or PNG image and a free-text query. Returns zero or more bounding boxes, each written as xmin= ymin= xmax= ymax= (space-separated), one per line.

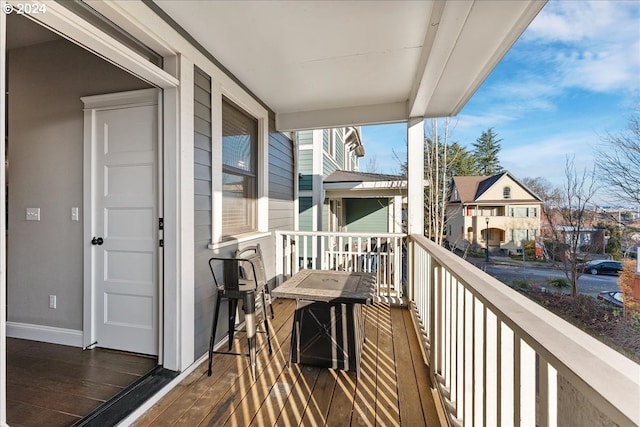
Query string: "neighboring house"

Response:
xmin=0 ymin=2 xmax=552 ymax=425
xmin=297 ymin=128 xmax=405 ymax=234
xmin=555 ymin=226 xmax=607 ymax=254
xmin=323 ymin=170 xmax=406 ymax=234
xmin=445 ymin=171 xmax=543 ymax=254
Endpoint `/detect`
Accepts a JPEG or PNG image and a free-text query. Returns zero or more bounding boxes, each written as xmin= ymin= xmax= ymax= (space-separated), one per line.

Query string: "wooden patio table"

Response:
xmin=271 ymin=269 xmax=375 ymax=377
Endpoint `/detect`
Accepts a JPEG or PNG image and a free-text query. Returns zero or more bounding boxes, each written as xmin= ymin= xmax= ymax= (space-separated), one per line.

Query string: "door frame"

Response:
xmin=1 ymin=9 xmax=7 ymax=427
xmin=82 ymin=88 xmax=163 ymax=358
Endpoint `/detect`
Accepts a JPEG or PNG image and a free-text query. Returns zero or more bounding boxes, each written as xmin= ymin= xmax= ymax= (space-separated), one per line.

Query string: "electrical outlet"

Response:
xmin=49 ymin=295 xmax=56 ymax=309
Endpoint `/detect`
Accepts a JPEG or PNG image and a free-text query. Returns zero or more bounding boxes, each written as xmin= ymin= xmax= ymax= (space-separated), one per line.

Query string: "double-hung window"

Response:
xmin=221 ymin=98 xmax=257 ymax=237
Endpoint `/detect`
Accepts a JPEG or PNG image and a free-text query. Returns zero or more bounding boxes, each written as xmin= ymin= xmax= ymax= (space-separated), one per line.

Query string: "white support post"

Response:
xmin=407 ymin=117 xmax=424 ymax=236
xmin=393 ymin=194 xmax=403 ymax=233
xmin=275 ymin=231 xmax=283 ymax=285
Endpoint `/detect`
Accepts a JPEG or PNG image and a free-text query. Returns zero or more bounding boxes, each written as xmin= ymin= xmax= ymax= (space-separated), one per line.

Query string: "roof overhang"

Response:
xmin=152 ymin=1 xmax=546 ymax=131
xmin=324 ymin=179 xmax=409 ymax=199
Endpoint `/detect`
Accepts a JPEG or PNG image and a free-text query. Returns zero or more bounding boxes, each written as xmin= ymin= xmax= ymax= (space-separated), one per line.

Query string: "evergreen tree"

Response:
xmin=472 ymin=128 xmax=503 ymax=175
xmin=448 ymin=142 xmax=479 ymax=176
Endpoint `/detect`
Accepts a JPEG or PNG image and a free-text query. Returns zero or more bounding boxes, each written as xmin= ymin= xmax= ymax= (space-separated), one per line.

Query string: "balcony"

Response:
xmin=136 ymin=232 xmax=638 ymax=426
xmin=134 ymin=298 xmax=439 ymax=426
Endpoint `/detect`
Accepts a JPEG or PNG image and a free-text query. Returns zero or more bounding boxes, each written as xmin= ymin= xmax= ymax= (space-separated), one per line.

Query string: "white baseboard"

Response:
xmin=6 ymin=321 xmax=83 ymax=347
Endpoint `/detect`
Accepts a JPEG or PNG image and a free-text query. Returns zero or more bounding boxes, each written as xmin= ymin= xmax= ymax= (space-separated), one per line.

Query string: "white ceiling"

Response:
xmin=156 ymin=1 xmax=546 ymax=131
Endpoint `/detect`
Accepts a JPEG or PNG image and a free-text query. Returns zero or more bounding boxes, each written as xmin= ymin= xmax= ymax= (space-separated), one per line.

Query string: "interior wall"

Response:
xmin=8 ymin=38 xmax=150 ymax=331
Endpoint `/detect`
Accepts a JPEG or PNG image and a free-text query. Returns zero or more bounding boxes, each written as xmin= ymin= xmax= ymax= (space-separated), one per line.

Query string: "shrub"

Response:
xmin=512 ymin=279 xmax=530 ymax=289
xmin=545 ymin=277 xmax=570 ymax=292
xmin=618 ymin=259 xmax=640 ymax=319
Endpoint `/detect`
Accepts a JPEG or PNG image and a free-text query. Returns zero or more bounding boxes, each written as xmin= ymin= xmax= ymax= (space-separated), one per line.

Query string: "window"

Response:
xmin=503 ymin=186 xmax=511 ymax=199
xmin=221 ymin=99 xmax=257 ymax=236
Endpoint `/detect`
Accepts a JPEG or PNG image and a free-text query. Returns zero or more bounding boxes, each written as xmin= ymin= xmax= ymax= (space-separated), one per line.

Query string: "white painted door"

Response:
xmin=86 ymin=90 xmax=159 ymax=356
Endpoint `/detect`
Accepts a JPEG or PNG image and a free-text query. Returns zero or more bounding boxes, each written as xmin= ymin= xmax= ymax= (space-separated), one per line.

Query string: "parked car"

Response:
xmin=597 ymin=290 xmax=624 ymax=307
xmin=584 ymin=260 xmax=623 ymax=275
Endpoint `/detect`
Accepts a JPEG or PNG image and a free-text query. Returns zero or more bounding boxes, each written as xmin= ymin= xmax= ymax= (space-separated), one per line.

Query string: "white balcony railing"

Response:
xmin=407 ymin=233 xmax=639 ymax=427
xmin=275 ymin=231 xmax=405 ymax=300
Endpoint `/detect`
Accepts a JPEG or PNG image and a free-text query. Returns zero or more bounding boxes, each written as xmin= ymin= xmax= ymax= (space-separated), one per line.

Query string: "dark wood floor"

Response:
xmin=6 ymin=337 xmax=158 ymax=427
xmin=135 ymin=298 xmax=441 ymax=426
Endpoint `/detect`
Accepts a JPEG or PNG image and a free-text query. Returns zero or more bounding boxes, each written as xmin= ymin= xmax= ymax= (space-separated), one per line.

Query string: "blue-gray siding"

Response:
xmin=193 ymin=67 xmax=216 ymax=357
xmin=192 ymin=77 xmax=294 ymax=356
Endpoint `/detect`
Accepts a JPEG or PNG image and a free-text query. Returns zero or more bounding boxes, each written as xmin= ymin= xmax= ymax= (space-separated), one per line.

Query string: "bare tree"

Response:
xmin=595 ymin=111 xmax=640 ymax=204
xmin=424 ymin=118 xmax=453 ymax=245
xmin=521 ymin=177 xmax=563 ymax=261
xmin=364 ymin=156 xmax=380 ymax=174
xmin=558 ymin=156 xmax=599 ymax=296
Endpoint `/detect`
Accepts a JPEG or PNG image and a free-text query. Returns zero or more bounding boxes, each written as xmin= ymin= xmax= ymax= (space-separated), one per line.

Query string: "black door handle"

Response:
xmin=91 ymin=237 xmax=104 ymax=245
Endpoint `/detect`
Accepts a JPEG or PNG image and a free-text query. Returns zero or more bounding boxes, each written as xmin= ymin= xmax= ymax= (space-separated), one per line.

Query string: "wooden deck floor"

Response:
xmin=6 ymin=337 xmax=158 ymax=427
xmin=135 ymin=298 xmax=441 ymax=426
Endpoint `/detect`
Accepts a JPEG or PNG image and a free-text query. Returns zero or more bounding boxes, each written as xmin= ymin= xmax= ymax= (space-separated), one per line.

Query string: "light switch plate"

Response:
xmin=26 ymin=208 xmax=40 ymax=221
xmin=71 ymin=207 xmax=79 ymax=221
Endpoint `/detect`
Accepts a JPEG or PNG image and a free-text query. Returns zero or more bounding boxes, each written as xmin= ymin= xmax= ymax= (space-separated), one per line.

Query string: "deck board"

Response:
xmin=350 ymin=305 xmax=378 ymax=426
xmin=375 ymin=303 xmax=401 ymax=427
xmin=402 ymin=308 xmax=442 ymax=426
xmin=390 ymin=306 xmax=425 ymax=426
xmin=136 ymin=300 xmax=440 ymax=427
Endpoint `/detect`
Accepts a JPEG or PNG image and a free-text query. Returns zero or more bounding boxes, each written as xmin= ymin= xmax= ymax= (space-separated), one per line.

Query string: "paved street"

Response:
xmin=482 ymin=263 xmax=620 ymax=297
xmin=463 ymin=256 xmax=620 ymax=297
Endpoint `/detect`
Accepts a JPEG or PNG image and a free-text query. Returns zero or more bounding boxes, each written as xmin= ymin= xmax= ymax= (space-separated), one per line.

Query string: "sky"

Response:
xmin=361 ymin=0 xmax=640 ymax=205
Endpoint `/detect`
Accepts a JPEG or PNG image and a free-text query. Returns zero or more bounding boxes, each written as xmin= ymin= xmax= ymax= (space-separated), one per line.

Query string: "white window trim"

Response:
xmin=210 ymin=85 xmax=269 ymax=247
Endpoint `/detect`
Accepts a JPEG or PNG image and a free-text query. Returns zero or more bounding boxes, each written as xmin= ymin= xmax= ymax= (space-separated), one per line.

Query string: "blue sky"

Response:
xmin=361 ymin=0 xmax=640 ymax=202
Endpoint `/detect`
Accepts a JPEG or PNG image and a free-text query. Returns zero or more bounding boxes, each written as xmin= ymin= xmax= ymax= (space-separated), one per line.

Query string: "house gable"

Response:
xmin=476 ymin=173 xmax=541 ymax=203
xmin=450 ymin=172 xmax=542 ymax=205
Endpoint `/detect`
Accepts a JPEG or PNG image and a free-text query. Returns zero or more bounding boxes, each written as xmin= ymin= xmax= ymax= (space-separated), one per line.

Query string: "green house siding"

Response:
xmin=299 ymin=197 xmax=313 ymax=231
xmin=335 ymin=130 xmax=345 ymax=168
xmin=298 ymin=149 xmax=313 ymax=191
xmin=345 ymin=198 xmax=389 ymax=233
xmin=323 ymin=129 xmax=330 ymax=152
xmin=323 ymin=154 xmax=338 ymax=177
xmin=298 ymin=130 xmax=313 ymax=146
xmin=299 ymin=174 xmax=312 ymax=191
xmin=298 ymin=149 xmax=313 ymax=174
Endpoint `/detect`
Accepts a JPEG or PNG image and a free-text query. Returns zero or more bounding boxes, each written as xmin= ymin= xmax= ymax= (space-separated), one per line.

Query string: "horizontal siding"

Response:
xmin=194 ymin=67 xmax=214 ymax=357
xmin=323 ymin=129 xmax=329 ymax=152
xmin=335 ymin=128 xmax=345 ymax=168
xmin=323 ymin=154 xmax=338 ymax=177
xmin=269 ymin=115 xmax=294 ymax=235
xmin=345 ymin=198 xmax=389 ymax=233
xmin=297 ymin=130 xmax=313 ymax=146
xmin=299 ymin=197 xmax=313 ymax=231
xmin=298 ymin=149 xmax=313 ymax=174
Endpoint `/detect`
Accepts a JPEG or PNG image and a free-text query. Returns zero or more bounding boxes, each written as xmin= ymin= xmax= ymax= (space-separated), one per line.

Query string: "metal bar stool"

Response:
xmin=207 ymin=254 xmax=272 ymax=379
xmin=235 ymin=244 xmax=275 ymax=319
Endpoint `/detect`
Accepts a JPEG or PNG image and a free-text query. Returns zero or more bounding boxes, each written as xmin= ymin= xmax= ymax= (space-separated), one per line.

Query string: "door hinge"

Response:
xmin=159 ymin=217 xmax=164 ymax=230
xmin=159 ymin=239 xmax=164 ymax=247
